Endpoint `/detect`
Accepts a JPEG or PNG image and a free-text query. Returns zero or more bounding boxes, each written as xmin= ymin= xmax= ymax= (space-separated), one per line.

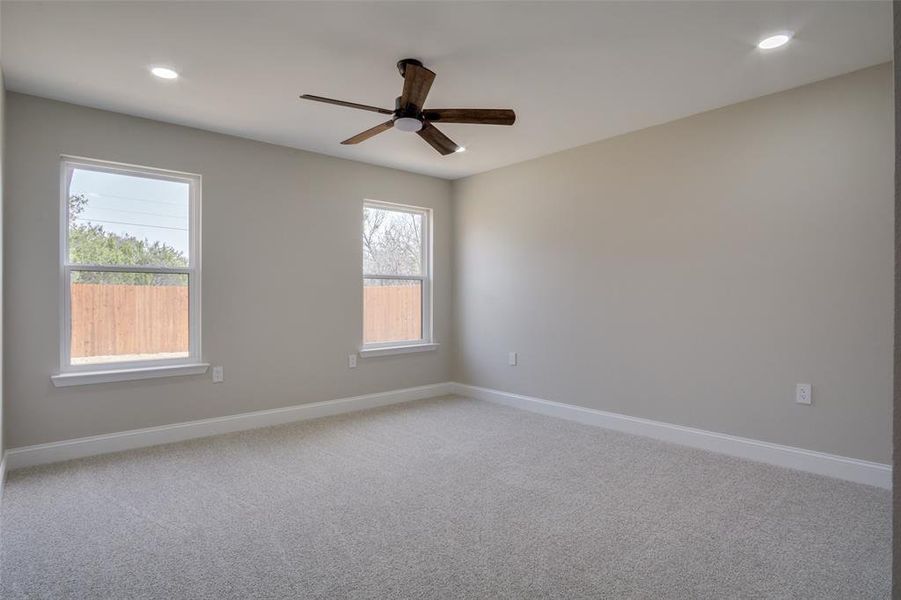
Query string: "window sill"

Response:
xmin=358 ymin=343 xmax=439 ymax=358
xmin=51 ymin=363 xmax=210 ymax=387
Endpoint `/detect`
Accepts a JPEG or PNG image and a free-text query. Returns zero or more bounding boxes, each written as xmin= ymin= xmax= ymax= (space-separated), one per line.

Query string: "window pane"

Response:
xmin=68 ymin=168 xmax=190 ymax=267
xmin=70 ymin=271 xmax=189 ymax=365
xmin=363 ymin=206 xmax=423 ymax=276
xmin=364 ymin=278 xmax=422 ymax=344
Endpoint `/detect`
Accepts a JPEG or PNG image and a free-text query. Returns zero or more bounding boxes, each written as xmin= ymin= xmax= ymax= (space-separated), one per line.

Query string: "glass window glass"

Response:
xmin=67 ymin=168 xmax=190 ymax=268
xmin=363 ymin=278 xmax=422 ymax=344
xmin=70 ymin=271 xmax=189 ymax=365
xmin=363 ymin=206 xmax=422 ymax=276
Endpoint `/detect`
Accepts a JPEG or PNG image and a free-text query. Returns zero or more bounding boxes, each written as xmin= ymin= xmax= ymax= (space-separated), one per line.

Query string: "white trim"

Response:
xmin=362 ymin=274 xmax=425 ymax=282
xmin=58 ymin=155 xmax=202 ymax=376
xmin=359 ymin=343 xmax=439 ymax=357
xmin=362 ymin=198 xmax=427 ymax=215
xmin=51 ymin=363 xmax=210 ymax=387
xmin=6 ymin=382 xmax=453 ymax=470
xmin=450 ymin=383 xmax=892 ymax=489
xmin=0 ymin=452 xmax=7 ymax=508
xmin=59 ymin=154 xmax=201 ymax=182
xmin=69 ymin=265 xmax=190 ymax=275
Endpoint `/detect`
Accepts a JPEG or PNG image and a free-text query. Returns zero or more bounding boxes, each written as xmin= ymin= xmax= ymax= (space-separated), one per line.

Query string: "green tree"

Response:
xmin=68 ymin=194 xmax=187 ymax=285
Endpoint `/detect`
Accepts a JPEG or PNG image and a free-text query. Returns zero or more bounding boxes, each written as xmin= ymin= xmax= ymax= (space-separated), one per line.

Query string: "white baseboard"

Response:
xmin=451 ymin=382 xmax=892 ymax=489
xmin=6 ymin=381 xmax=890 ymax=490
xmin=6 ymin=382 xmax=454 ymax=471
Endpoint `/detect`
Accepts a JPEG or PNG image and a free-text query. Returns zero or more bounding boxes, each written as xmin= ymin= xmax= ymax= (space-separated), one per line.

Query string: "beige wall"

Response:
xmin=453 ymin=64 xmax=894 ymax=463
xmin=4 ymin=93 xmax=452 ymax=448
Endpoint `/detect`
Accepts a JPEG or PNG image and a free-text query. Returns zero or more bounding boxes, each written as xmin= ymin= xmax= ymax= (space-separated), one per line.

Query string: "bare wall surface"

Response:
xmin=453 ymin=64 xmax=894 ymax=464
xmin=4 ymin=93 xmax=452 ymax=448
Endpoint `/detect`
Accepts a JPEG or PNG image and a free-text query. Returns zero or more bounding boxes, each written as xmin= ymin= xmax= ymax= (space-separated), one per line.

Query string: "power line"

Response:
xmin=75 ymin=218 xmax=188 ymax=232
xmin=82 ymin=204 xmax=187 ymax=220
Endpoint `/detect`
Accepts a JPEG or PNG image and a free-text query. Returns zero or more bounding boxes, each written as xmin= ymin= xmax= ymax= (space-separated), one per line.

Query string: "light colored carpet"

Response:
xmin=0 ymin=395 xmax=890 ymax=599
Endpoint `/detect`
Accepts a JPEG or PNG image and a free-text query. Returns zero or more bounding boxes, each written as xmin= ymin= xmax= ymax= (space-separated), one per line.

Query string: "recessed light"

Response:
xmin=455 ymin=146 xmax=466 ymax=153
xmin=757 ymin=32 xmax=793 ymax=50
xmin=150 ymin=66 xmax=179 ymax=80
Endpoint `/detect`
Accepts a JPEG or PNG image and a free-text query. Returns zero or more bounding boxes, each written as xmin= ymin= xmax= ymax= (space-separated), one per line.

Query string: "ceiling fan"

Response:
xmin=300 ymin=59 xmax=516 ymax=156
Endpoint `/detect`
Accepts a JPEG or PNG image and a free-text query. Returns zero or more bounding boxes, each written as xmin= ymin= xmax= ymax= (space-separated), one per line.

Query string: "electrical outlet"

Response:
xmin=796 ymin=383 xmax=811 ymax=405
xmin=212 ymin=366 xmax=224 ymax=383
xmin=348 ymin=354 xmax=357 ymax=369
xmin=508 ymin=352 xmax=517 ymax=366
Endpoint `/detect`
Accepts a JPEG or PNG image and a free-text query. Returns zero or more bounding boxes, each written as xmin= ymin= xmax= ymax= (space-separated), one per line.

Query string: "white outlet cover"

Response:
xmin=508 ymin=352 xmax=517 ymax=366
xmin=212 ymin=366 xmax=224 ymax=383
xmin=348 ymin=354 xmax=357 ymax=368
xmin=796 ymin=383 xmax=811 ymax=405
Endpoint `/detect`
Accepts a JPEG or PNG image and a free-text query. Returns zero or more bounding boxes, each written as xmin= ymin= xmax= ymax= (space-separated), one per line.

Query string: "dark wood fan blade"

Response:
xmin=301 ymin=94 xmax=394 ymax=115
xmin=422 ymin=109 xmax=516 ymax=125
xmin=416 ymin=122 xmax=459 ymax=155
xmin=399 ymin=64 xmax=436 ymax=112
xmin=341 ymin=120 xmax=394 ymax=144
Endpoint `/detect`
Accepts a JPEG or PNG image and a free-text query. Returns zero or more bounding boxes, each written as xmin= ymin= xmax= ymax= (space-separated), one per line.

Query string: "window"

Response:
xmin=362 ymin=200 xmax=433 ymax=352
xmin=56 ymin=157 xmax=202 ymax=381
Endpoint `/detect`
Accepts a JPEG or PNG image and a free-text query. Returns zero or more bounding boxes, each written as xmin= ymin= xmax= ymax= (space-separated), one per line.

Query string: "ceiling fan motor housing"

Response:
xmin=395 ymin=95 xmax=422 ymax=119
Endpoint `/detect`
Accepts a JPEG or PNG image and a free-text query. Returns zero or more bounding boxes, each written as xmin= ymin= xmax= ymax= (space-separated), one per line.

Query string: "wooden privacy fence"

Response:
xmin=71 ymin=283 xmax=189 ymax=358
xmin=364 ymin=284 xmax=421 ymax=343
xmin=71 ymin=283 xmax=420 ymax=358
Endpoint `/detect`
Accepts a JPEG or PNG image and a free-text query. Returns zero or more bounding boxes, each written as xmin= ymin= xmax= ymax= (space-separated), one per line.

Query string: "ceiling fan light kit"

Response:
xmin=301 ymin=58 xmax=515 ymax=156
xmin=394 ymin=117 xmax=423 ymax=132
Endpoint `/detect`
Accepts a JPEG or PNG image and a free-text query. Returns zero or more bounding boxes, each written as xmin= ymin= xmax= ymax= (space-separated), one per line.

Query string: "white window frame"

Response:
xmin=361 ymin=199 xmax=435 ymax=355
xmin=53 ymin=156 xmax=205 ymax=385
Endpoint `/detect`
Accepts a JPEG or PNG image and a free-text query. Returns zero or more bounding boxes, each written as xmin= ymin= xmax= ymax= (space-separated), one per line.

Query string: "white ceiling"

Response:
xmin=1 ymin=1 xmax=892 ymax=180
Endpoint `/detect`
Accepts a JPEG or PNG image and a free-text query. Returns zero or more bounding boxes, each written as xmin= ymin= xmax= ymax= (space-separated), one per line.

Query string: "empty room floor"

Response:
xmin=0 ymin=396 xmax=890 ymax=599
